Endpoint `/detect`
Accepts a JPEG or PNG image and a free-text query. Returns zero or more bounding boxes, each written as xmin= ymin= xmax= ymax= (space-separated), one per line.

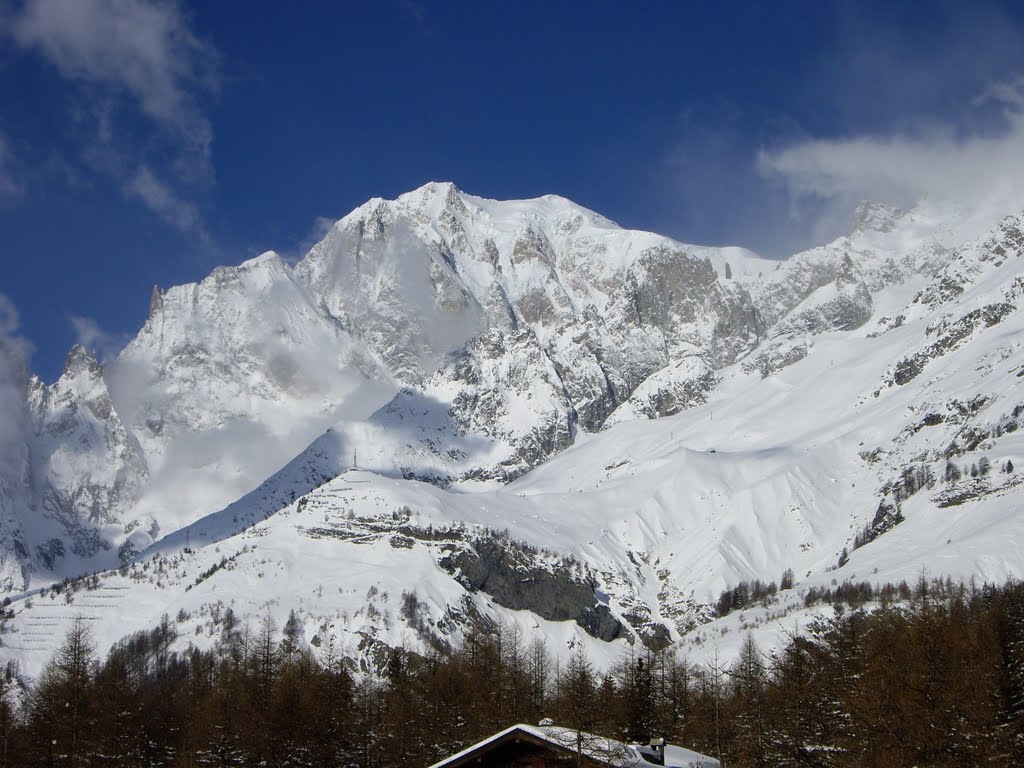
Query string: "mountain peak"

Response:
xmin=148 ymin=285 xmax=163 ymax=319
xmin=406 ymin=180 xmax=460 ymax=197
xmin=387 ymin=180 xmax=462 ymax=210
xmin=238 ymin=250 xmax=285 ymax=271
xmin=851 ymin=201 xmax=904 ymax=235
xmin=62 ymin=343 xmax=101 ymax=379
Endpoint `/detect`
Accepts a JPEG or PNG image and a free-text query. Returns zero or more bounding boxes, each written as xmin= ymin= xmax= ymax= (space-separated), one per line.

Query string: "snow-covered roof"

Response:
xmin=427 ymin=723 xmax=720 ymax=768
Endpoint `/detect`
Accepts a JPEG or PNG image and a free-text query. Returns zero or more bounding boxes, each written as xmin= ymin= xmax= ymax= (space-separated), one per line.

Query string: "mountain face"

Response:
xmin=0 ymin=183 xmax=775 ymax=587
xmin=27 ymin=346 xmax=148 ymax=564
xmin=293 ymin=183 xmax=765 ymax=479
xmin=2 ymin=184 xmax=1023 ymax=678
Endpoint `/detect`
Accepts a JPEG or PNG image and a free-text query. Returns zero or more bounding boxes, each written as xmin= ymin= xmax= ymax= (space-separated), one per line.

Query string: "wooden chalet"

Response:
xmin=427 ymin=722 xmax=720 ymax=768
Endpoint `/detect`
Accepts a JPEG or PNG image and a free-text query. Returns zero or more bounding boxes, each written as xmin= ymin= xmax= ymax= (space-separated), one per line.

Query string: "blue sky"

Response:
xmin=2 ymin=0 xmax=1024 ymax=381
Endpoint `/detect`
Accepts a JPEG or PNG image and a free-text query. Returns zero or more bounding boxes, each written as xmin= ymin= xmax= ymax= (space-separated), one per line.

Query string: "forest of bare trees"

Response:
xmin=1 ymin=577 xmax=1024 ymax=767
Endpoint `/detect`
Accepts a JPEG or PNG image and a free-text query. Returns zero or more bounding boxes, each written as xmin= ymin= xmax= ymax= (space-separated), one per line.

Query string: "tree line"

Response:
xmin=2 ymin=577 xmax=1024 ymax=766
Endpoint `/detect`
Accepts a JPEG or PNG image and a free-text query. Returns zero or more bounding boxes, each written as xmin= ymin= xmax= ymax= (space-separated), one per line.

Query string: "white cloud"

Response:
xmin=10 ymin=0 xmax=216 ymax=154
xmin=7 ymin=0 xmax=217 ymax=231
xmin=124 ymin=164 xmax=198 ymax=232
xmin=284 ymin=215 xmax=337 ymax=263
xmin=757 ymin=79 xmax=1024 ymax=242
xmin=0 ymin=293 xmax=20 ymax=339
xmin=976 ymin=76 xmax=1024 ymax=111
xmin=71 ymin=315 xmax=128 ymax=362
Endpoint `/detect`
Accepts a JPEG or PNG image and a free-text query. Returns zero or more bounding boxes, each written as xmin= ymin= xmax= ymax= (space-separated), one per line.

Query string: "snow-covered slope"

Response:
xmin=2 ymin=184 xmax=1023 ymax=680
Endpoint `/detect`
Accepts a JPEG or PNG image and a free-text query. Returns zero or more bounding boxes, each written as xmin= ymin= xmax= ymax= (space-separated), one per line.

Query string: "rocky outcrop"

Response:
xmin=604 ymin=355 xmax=716 ymax=426
xmin=744 ymin=269 xmax=874 ymax=378
xmin=438 ymin=534 xmax=626 ymax=642
xmin=443 ymin=328 xmax=576 ymax=476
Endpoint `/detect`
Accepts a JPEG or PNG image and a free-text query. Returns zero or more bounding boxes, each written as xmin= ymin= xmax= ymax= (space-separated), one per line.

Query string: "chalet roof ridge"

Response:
xmin=427 ymin=721 xmax=720 ymax=768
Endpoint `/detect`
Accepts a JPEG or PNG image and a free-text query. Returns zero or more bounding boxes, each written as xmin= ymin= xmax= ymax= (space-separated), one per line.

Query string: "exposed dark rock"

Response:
xmin=438 ymin=535 xmax=626 ymax=642
xmin=892 ymin=302 xmax=1015 ymax=386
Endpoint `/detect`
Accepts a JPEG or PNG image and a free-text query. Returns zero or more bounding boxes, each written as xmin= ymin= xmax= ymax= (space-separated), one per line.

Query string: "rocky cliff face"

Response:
xmin=288 ymin=183 xmax=766 ymax=482
xmin=602 ymin=351 xmax=715 ymax=427
xmin=739 ymin=201 xmax=950 ymax=328
xmin=294 ymin=184 xmax=763 ymax=435
xmin=27 ymin=346 xmax=148 ymax=563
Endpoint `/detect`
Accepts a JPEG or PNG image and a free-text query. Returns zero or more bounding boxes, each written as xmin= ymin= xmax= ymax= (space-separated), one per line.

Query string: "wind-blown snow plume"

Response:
xmin=759 ymin=79 xmax=1024 ymax=244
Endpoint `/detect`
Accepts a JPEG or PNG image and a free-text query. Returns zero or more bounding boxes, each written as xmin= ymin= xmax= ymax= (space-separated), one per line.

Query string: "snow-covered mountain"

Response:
xmin=2 ymin=183 xmax=1022 ymax=678
xmin=0 ymin=182 xmax=771 ymax=586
